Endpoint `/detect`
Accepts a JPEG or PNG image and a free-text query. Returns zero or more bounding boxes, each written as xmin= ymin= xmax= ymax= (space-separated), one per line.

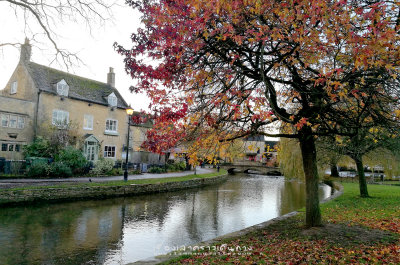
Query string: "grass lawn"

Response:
xmin=381 ymin=180 xmax=400 ymax=186
xmin=4 ymin=170 xmax=227 ymax=191
xmin=164 ymin=182 xmax=400 ymax=264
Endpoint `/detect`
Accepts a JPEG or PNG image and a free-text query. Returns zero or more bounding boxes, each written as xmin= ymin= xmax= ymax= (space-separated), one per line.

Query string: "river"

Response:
xmin=0 ymin=174 xmax=332 ymax=264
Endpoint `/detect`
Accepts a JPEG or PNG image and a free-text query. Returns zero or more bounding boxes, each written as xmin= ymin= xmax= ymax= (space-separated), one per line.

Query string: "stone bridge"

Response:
xmin=220 ymin=161 xmax=281 ymax=175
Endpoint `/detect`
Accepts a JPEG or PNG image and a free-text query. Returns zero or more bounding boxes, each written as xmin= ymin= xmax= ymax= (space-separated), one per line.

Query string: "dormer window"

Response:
xmin=108 ymin=92 xmax=117 ymax=107
xmin=57 ymin=79 xmax=69 ymax=97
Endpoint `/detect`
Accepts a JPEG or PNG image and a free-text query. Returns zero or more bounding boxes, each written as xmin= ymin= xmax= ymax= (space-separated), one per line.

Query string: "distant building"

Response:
xmin=242 ymin=135 xmax=278 ymax=165
xmin=127 ymin=113 xmax=164 ymax=165
xmin=243 ymin=135 xmax=265 ymax=162
xmin=264 ymin=140 xmax=278 ymax=166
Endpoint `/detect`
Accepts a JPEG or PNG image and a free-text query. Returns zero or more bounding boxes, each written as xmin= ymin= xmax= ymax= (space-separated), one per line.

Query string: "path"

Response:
xmin=0 ymin=167 xmax=215 ymax=189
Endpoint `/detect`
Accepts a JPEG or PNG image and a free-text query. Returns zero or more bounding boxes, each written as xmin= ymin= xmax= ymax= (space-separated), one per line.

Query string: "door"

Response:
xmin=86 ymin=141 xmax=98 ymax=161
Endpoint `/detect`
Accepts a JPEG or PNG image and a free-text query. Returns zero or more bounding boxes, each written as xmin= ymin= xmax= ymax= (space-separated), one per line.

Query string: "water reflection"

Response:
xmin=0 ymin=174 xmax=331 ymax=264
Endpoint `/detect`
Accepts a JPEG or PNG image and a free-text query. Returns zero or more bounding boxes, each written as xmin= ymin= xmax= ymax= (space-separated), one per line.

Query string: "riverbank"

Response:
xmin=0 ymin=169 xmax=228 ymax=206
xmin=160 ymin=182 xmax=400 ymax=264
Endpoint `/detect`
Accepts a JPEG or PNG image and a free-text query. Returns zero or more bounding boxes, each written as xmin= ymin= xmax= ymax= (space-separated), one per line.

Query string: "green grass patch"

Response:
xmin=382 ymin=180 xmax=400 ymax=185
xmin=2 ymin=169 xmax=227 ymax=191
xmin=322 ymin=182 xmax=400 ymax=222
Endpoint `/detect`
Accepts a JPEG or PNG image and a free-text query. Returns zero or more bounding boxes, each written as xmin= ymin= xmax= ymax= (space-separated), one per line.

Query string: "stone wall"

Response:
xmin=0 ymin=175 xmax=228 ymax=206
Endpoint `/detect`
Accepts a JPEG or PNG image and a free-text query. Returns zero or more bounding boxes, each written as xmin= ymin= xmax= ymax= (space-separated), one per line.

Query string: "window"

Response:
xmin=52 ymin=109 xmax=69 ymax=126
xmin=83 ymin=114 xmax=93 ymax=130
xmin=9 ymin=115 xmax=17 ymax=128
xmin=107 ymin=93 xmax=117 ymax=107
xmin=1 ymin=114 xmax=9 ymax=127
xmin=0 ymin=114 xmax=25 ymax=129
xmin=0 ymin=144 xmax=21 ymax=152
xmin=10 ymin=81 xmax=17 ymax=94
xmin=56 ymin=79 xmax=69 ymax=96
xmin=105 ymin=119 xmax=117 ymax=132
xmin=17 ymin=117 xmax=25 ymax=129
xmin=104 ymin=146 xmax=116 ymax=158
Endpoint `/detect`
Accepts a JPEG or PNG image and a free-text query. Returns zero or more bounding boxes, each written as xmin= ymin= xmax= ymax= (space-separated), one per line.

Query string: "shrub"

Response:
xmin=166 ymin=164 xmax=176 ymax=171
xmin=149 ymin=166 xmax=165 ymax=173
xmin=90 ymin=158 xmax=115 ymax=176
xmin=108 ymin=168 xmax=123 ymax=176
xmin=26 ymin=162 xmax=49 ymax=178
xmin=56 ymin=146 xmax=88 ymax=174
xmin=23 ymin=137 xmax=53 ymax=158
xmin=166 ymin=161 xmax=186 ymax=172
xmin=48 ymin=162 xmax=73 ymax=178
xmin=131 ymin=169 xmax=141 ymax=175
xmin=175 ymin=161 xmax=186 ymax=171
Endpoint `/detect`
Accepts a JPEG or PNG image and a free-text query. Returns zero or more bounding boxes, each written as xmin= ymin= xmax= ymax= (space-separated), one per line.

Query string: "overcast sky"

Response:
xmin=0 ymin=0 xmax=150 ymax=111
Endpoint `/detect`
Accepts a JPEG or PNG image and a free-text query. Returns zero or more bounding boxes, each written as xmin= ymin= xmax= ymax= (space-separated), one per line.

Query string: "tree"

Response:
xmin=278 ymin=136 xmax=347 ymax=179
xmin=364 ymin=145 xmax=400 ymax=179
xmin=1 ymin=0 xmax=114 ymax=66
xmin=332 ymin=69 xmax=400 ymax=197
xmin=40 ymin=122 xmax=83 ymax=154
xmin=277 ymin=138 xmax=304 ymax=180
xmin=117 ymin=0 xmax=400 ymax=227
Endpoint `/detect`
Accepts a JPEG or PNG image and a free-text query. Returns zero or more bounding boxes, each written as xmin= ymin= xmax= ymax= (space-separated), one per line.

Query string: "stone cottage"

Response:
xmin=0 ymin=39 xmax=153 ymax=164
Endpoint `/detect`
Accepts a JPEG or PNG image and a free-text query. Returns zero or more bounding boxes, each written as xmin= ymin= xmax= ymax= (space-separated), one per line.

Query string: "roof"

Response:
xmin=26 ymin=62 xmax=128 ymax=109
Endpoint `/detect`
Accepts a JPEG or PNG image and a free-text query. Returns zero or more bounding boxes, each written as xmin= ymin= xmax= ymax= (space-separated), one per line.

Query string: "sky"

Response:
xmin=0 ymin=0 xmax=150 ymax=111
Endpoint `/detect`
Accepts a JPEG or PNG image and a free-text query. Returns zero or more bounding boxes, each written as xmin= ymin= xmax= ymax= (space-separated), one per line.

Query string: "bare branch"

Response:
xmin=1 ymin=0 xmax=115 ymax=68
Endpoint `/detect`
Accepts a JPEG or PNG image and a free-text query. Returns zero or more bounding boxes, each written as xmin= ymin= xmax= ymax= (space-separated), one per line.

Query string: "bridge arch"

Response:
xmin=221 ymin=162 xmax=281 ymax=175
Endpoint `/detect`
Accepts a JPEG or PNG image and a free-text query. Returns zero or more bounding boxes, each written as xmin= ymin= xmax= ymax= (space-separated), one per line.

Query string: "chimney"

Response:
xmin=107 ymin=67 xmax=115 ymax=87
xmin=20 ymin=38 xmax=32 ymax=63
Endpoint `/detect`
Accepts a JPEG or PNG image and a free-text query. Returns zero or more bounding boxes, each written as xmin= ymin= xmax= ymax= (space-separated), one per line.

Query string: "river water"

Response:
xmin=0 ymin=174 xmax=332 ymax=264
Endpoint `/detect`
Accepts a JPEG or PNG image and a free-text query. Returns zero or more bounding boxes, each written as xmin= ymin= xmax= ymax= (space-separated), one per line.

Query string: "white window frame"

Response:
xmin=17 ymin=116 xmax=25 ymax=129
xmin=83 ymin=114 xmax=93 ymax=130
xmin=0 ymin=143 xmax=20 ymax=152
xmin=56 ymin=79 xmax=69 ymax=97
xmin=9 ymin=115 xmax=17 ymax=128
xmin=1 ymin=114 xmax=25 ymax=129
xmin=107 ymin=93 xmax=118 ymax=107
xmin=10 ymin=81 xmax=17 ymax=94
xmin=52 ymin=109 xmax=69 ymax=127
xmin=105 ymin=119 xmax=118 ymax=132
xmin=104 ymin=145 xmax=116 ymax=158
xmin=1 ymin=114 xmax=9 ymax=127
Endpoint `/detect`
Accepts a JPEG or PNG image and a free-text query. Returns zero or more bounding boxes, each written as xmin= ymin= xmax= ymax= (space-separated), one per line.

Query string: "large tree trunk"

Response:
xmin=299 ymin=129 xmax=322 ymax=227
xmin=353 ymin=155 xmax=369 ymax=197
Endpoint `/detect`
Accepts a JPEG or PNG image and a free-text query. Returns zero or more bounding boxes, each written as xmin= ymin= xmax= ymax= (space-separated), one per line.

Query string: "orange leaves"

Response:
xmin=294 ymin=117 xmax=311 ymax=130
xmin=394 ymin=110 xmax=400 ymax=118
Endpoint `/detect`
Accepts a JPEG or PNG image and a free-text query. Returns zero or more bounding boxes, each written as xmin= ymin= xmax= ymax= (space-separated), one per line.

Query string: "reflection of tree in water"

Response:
xmin=279 ymin=180 xmax=307 ymax=216
xmin=183 ymin=175 xmax=270 ymax=241
xmin=123 ymin=192 xmax=176 ymax=227
xmin=0 ymin=176 xmax=329 ymax=264
xmin=183 ymin=188 xmax=220 ymax=242
xmin=0 ymin=200 xmax=125 ymax=265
